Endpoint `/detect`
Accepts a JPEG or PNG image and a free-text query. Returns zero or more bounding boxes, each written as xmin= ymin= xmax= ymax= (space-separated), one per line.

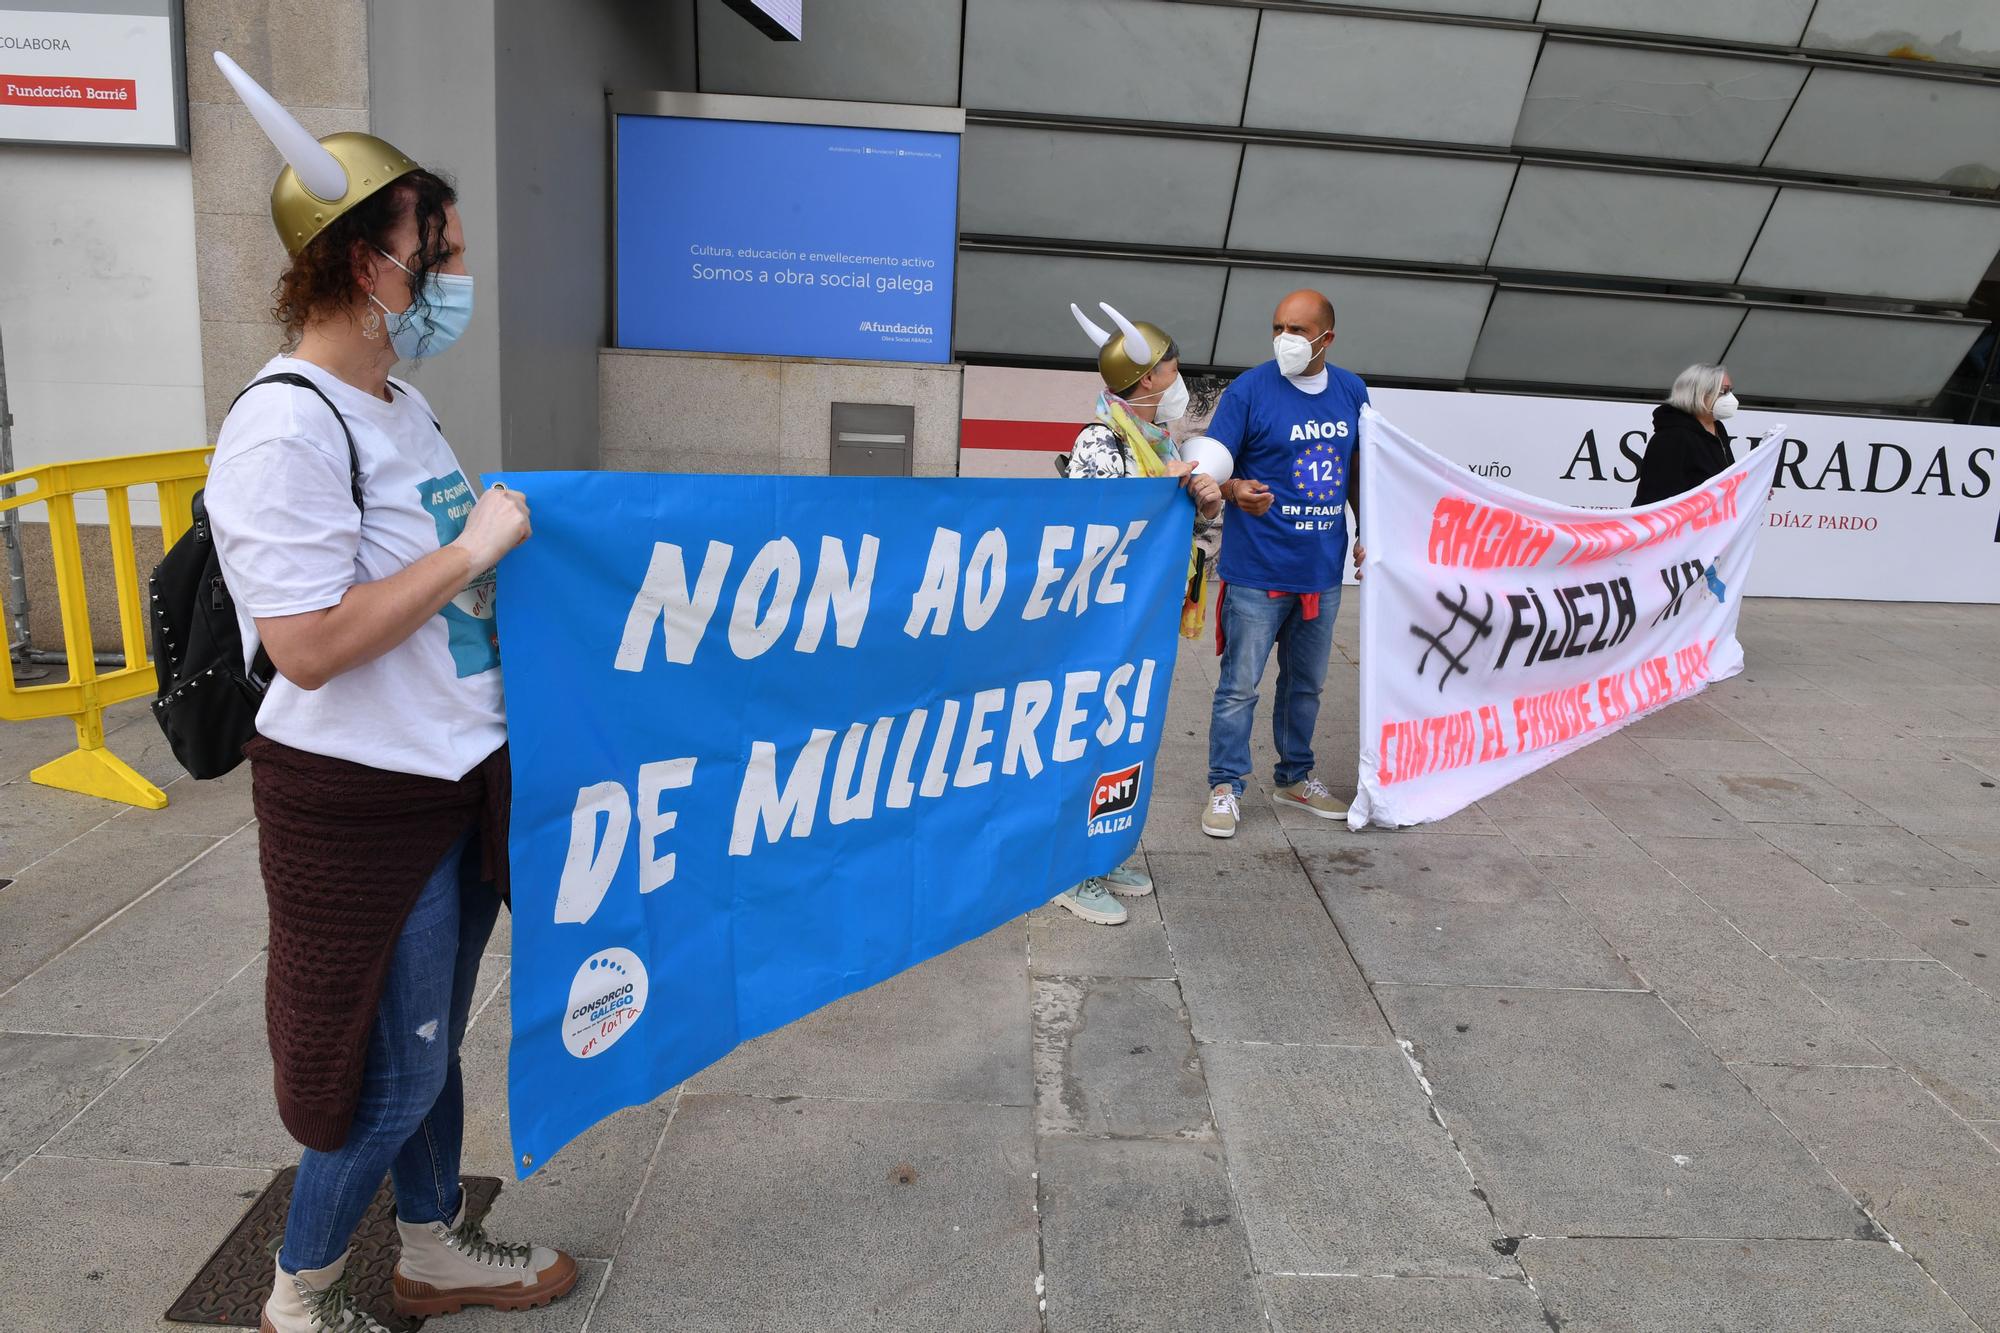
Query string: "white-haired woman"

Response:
xmin=1634 ymin=363 xmax=1739 ymax=506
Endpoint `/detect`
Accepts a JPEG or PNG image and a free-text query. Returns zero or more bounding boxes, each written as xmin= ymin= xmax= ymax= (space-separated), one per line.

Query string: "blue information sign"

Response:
xmin=615 ymin=113 xmax=958 ymax=363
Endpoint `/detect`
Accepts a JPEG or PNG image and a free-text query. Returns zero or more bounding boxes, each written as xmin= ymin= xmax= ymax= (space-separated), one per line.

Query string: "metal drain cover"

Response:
xmin=166 ymin=1167 xmax=501 ymax=1329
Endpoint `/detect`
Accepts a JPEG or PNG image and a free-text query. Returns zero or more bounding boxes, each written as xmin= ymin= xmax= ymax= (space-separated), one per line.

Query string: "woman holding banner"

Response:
xmin=203 ymin=53 xmax=575 ymax=1332
xmin=1634 ymin=363 xmax=1739 ymax=506
xmin=1051 ymin=302 xmax=1227 ymax=925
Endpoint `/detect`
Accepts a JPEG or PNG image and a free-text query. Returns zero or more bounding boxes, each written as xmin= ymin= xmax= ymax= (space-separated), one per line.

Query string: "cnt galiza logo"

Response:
xmin=1088 ymin=762 xmax=1144 ymax=836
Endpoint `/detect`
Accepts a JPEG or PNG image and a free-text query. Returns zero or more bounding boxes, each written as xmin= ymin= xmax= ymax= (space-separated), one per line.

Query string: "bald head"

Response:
xmin=1274 ymin=289 xmax=1335 ymax=338
xmin=1272 ymin=289 xmax=1336 ymax=374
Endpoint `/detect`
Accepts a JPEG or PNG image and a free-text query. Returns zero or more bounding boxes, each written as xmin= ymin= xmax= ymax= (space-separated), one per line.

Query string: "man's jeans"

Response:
xmin=281 ymin=831 xmax=500 ymax=1273
xmin=1208 ymin=585 xmax=1342 ymax=794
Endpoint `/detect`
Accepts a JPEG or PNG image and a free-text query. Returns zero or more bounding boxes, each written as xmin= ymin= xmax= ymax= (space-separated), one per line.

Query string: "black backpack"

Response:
xmin=149 ymin=373 xmax=362 ymax=779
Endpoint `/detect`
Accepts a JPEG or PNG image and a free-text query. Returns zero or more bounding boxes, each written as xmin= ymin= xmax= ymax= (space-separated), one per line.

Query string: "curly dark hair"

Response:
xmin=271 ymin=168 xmax=458 ymax=351
xmin=1186 ymin=373 xmax=1228 ymax=422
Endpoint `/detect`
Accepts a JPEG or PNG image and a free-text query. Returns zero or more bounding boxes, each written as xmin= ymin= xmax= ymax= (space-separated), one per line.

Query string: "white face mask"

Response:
xmin=1127 ymin=373 xmax=1188 ymax=424
xmin=1274 ymin=330 xmax=1328 ymax=377
xmin=1712 ymin=391 xmax=1739 ymax=420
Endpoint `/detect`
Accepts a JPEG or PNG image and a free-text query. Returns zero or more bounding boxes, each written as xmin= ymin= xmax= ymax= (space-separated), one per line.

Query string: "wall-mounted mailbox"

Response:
xmin=829 ymin=402 xmax=914 ymax=476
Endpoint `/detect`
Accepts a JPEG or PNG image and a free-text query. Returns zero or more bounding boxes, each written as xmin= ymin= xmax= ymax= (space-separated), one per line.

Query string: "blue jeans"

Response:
xmin=1208 ymin=584 xmax=1342 ymax=794
xmin=281 ymin=832 xmax=500 ymax=1272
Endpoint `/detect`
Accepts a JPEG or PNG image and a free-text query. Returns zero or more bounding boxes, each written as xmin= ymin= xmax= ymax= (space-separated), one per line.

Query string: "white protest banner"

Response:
xmin=1350 ymin=407 xmax=1785 ymax=830
xmin=1368 ymin=388 xmax=1999 ymax=605
xmin=961 ymin=367 xmax=2000 ymax=604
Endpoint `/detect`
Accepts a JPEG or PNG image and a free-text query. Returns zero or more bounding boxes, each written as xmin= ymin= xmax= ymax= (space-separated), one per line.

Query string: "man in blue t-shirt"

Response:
xmin=1198 ymin=289 xmax=1367 ymax=837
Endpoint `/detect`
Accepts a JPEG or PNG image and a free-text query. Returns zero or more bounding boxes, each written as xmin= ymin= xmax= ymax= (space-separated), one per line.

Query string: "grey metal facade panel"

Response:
xmin=613 ymin=91 xmax=964 ymax=132
xmin=1764 ymin=67 xmax=2000 ymax=189
xmin=1294 ymin=0 xmax=1538 ymax=16
xmin=1723 ymin=308 xmax=1984 ymax=404
xmin=961 ymin=126 xmax=1242 ymax=249
xmin=1489 ymin=163 xmax=1775 ymax=283
xmin=960 ymin=0 xmax=1258 ymax=127
xmin=1738 ymin=189 xmax=2000 ymax=304
xmin=1533 ymin=0 xmax=1816 ymax=47
xmin=1466 ymin=289 xmax=1748 ymax=391
xmin=954 ymin=250 xmax=1230 ymax=363
xmin=1803 ymin=0 xmax=2000 ymax=71
xmin=695 ymin=0 xmax=963 ymax=106
xmin=1512 ymin=41 xmax=1808 ymax=167
xmin=1243 ymin=12 xmax=1542 ymax=148
xmin=1214 ymin=268 xmax=1496 ymax=380
xmin=1228 ymin=145 xmax=1518 ymax=266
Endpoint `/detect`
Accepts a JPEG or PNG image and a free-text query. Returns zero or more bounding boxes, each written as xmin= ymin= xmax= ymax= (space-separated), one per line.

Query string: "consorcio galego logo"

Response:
xmin=1087 ymin=762 xmax=1144 ymax=836
xmin=562 ymin=947 xmax=649 ymax=1059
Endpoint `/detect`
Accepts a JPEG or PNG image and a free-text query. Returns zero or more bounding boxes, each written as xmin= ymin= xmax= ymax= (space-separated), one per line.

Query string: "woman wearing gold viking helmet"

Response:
xmin=201 ymin=52 xmax=575 ymax=1332
xmin=1048 ymin=302 xmax=1228 ymax=926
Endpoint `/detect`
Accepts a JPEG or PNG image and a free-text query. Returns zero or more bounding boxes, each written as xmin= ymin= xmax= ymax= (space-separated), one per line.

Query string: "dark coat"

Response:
xmin=1633 ymin=404 xmax=1735 ymax=507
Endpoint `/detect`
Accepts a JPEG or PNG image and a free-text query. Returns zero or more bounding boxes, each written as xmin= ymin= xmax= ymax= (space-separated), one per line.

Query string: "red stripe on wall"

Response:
xmin=960 ymin=418 xmax=1076 ymax=453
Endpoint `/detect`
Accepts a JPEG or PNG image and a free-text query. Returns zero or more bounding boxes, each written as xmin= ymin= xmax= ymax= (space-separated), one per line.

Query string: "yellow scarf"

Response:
xmin=1098 ymin=394 xmax=1207 ymax=639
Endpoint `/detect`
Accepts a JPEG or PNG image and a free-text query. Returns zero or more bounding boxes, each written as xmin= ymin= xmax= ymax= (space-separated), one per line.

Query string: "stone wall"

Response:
xmin=185 ymin=0 xmax=370 ymax=437
xmin=600 ymin=349 xmax=963 ymax=477
xmin=8 ymin=522 xmax=165 ymax=663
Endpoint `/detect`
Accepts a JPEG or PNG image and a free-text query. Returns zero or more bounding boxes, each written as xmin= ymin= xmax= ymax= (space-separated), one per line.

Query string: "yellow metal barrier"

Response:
xmin=1 ymin=447 xmax=215 ymax=808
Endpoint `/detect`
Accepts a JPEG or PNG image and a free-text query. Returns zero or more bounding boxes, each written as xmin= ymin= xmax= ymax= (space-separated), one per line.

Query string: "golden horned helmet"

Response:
xmin=214 ymin=50 xmax=421 ymax=257
xmin=1071 ymin=301 xmax=1172 ymax=396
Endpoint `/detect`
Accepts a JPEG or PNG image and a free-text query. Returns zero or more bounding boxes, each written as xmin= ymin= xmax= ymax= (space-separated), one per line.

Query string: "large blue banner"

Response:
xmin=491 ymin=474 xmax=1190 ymax=1173
xmin=614 ymin=114 xmax=958 ymax=363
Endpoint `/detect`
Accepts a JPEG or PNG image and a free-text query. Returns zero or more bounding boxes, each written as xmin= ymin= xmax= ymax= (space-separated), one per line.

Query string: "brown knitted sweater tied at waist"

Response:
xmin=246 ymin=735 xmax=510 ymax=1152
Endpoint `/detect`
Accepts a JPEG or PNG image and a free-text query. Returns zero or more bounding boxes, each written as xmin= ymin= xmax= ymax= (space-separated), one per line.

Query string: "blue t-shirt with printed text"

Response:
xmin=1206 ymin=360 xmax=1370 ymax=593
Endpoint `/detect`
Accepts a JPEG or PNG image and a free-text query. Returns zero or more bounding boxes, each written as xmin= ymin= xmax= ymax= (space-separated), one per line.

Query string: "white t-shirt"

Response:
xmin=205 ymin=356 xmax=505 ymax=780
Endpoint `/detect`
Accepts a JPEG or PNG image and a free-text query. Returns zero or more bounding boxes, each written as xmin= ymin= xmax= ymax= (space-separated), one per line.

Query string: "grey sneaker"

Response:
xmin=1275 ymin=776 xmax=1348 ymax=820
xmin=1203 ymin=784 xmax=1240 ymax=839
xmin=1101 ymin=863 xmax=1153 ymax=897
xmin=1053 ymin=879 xmax=1128 ymax=925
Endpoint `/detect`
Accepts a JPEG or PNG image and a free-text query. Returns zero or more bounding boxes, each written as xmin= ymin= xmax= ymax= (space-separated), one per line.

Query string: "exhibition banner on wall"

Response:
xmin=959 ymin=367 xmax=2000 ymax=603
xmin=492 ymin=471 xmax=1189 ymax=1173
xmin=1350 ymin=408 xmax=1786 ymax=830
xmin=0 ymin=1 xmax=184 ymax=148
xmin=614 ymin=100 xmax=958 ymax=364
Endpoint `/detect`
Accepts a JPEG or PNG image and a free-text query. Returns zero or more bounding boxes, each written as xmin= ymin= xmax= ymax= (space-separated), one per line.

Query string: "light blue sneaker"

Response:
xmin=1052 ymin=879 xmax=1128 ymax=926
xmin=1101 ymin=863 xmax=1153 ymax=897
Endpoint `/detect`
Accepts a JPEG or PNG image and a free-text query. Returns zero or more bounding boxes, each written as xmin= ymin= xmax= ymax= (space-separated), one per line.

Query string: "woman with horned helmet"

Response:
xmin=201 ymin=52 xmax=574 ymax=1331
xmin=1049 ymin=301 xmax=1229 ymax=925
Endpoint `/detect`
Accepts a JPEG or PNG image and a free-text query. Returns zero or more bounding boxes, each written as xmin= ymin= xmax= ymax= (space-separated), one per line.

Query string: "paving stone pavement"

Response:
xmin=3 ymin=598 xmax=2000 ymax=1330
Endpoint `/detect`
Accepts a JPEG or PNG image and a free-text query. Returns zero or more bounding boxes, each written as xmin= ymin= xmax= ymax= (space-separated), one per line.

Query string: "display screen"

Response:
xmin=615 ymin=112 xmax=959 ymax=364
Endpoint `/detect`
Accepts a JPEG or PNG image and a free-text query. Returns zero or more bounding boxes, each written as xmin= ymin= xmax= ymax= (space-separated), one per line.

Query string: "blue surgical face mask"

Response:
xmin=371 ymin=248 xmax=473 ymax=360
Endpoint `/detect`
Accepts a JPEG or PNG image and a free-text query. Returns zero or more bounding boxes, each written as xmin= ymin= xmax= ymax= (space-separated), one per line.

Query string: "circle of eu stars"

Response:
xmin=1293 ymin=442 xmax=1346 ymax=502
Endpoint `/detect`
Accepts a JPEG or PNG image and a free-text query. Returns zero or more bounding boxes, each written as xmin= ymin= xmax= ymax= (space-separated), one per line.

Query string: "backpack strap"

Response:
xmin=225 ymin=372 xmax=366 ymax=688
xmin=229 ymin=372 xmax=364 ymax=512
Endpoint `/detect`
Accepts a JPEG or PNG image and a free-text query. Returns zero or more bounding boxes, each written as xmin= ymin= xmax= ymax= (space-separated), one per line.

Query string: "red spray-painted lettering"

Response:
xmin=1429 ymin=474 xmax=1746 ymax=570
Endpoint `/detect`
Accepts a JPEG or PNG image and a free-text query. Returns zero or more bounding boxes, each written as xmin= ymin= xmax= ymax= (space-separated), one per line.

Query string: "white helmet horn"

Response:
xmin=1100 ymin=302 xmax=1153 ymax=362
xmin=212 ymin=51 xmax=349 ymax=202
xmin=1070 ymin=302 xmax=1113 ymax=349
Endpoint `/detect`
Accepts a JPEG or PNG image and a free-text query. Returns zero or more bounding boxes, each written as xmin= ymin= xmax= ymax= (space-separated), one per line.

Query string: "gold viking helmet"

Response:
xmin=1071 ymin=302 xmax=1171 ymax=395
xmin=213 ymin=51 xmax=421 ymax=257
